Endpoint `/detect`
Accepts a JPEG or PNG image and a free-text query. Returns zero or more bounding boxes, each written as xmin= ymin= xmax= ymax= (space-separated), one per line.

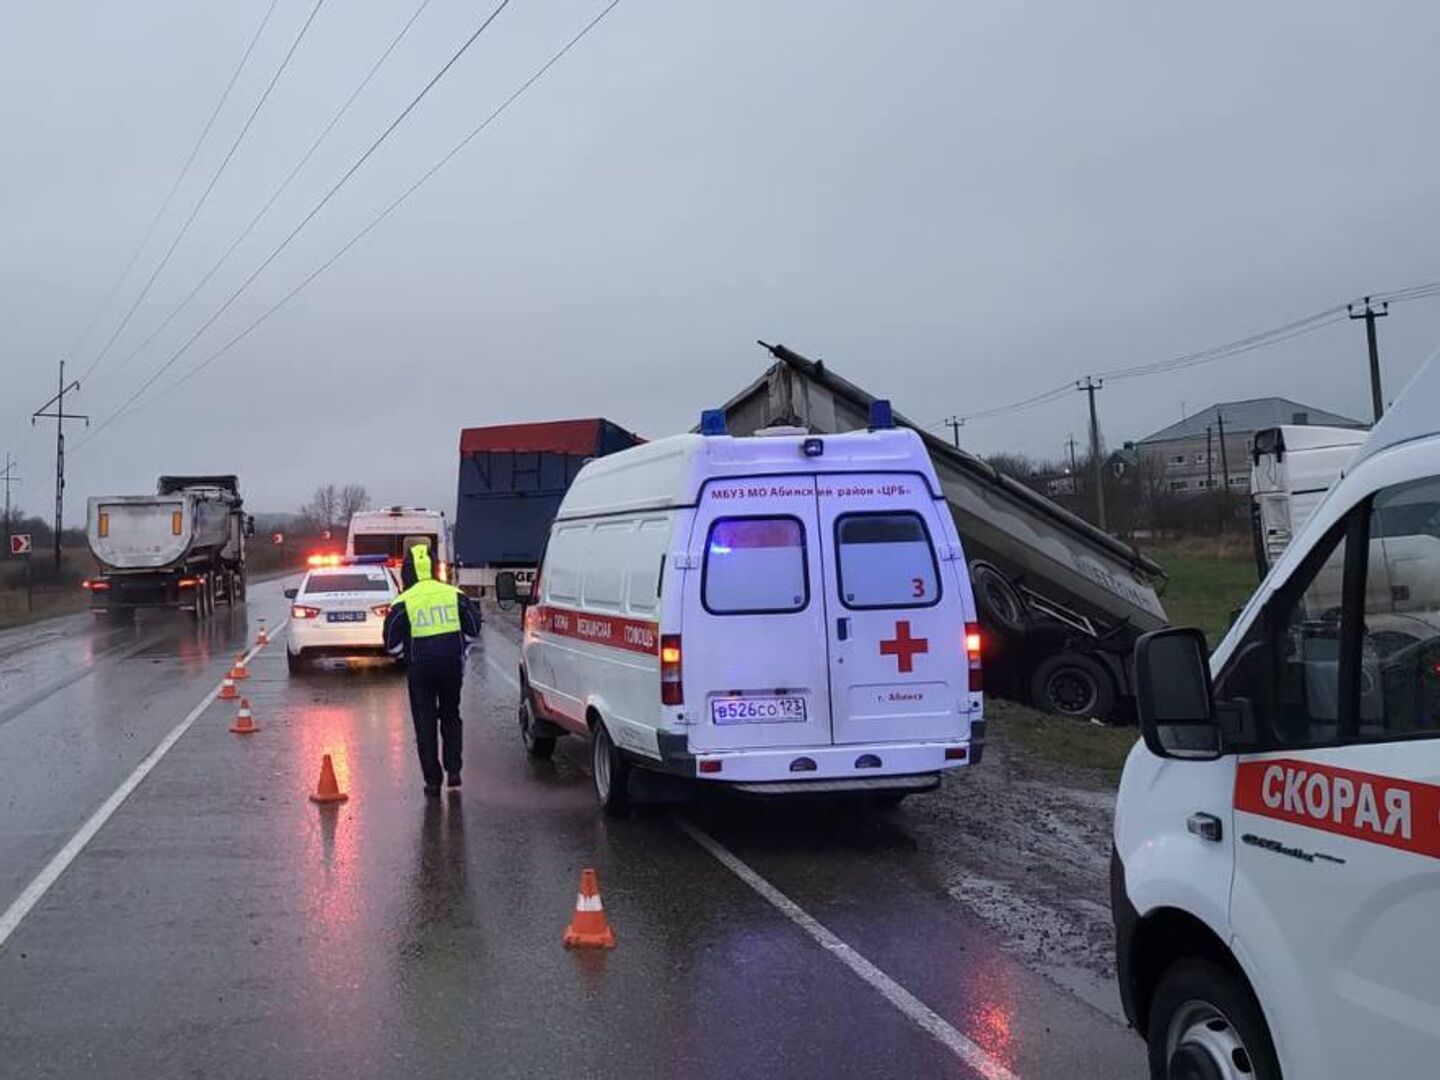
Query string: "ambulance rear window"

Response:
xmin=702 ymin=517 xmax=808 ymax=615
xmin=835 ymin=512 xmax=940 ymax=609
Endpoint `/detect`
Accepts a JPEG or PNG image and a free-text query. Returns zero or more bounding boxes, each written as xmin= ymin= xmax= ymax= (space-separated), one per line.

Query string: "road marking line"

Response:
xmin=0 ymin=622 xmax=287 ymax=953
xmin=676 ymin=818 xmax=1020 ymax=1080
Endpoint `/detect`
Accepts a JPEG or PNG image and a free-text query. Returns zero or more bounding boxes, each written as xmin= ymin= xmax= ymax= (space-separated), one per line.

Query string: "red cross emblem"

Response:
xmin=879 ymin=620 xmax=929 ymax=673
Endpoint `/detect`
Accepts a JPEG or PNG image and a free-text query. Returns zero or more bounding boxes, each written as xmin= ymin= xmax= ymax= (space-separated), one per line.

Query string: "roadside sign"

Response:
xmin=9 ymin=533 xmax=31 ymax=556
xmin=272 ymin=532 xmax=284 ymax=545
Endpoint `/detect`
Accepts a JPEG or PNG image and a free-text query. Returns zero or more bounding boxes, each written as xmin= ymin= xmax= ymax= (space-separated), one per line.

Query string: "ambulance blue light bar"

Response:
xmin=700 ymin=409 xmax=728 ymax=436
xmin=869 ymin=399 xmax=894 ymax=430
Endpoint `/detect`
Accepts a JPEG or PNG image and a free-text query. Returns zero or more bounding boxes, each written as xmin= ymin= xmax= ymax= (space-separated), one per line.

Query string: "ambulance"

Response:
xmin=511 ymin=403 xmax=984 ymax=812
xmin=1114 ymin=353 xmax=1440 ymax=1079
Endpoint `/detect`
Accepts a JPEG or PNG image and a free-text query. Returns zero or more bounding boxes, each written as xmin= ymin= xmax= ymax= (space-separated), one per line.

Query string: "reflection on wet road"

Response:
xmin=0 ymin=581 xmax=1145 ymax=1078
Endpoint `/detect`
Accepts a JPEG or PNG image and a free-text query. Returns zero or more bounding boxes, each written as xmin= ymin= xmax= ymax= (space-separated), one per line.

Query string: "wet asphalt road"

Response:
xmin=0 ymin=579 xmax=1146 ymax=1079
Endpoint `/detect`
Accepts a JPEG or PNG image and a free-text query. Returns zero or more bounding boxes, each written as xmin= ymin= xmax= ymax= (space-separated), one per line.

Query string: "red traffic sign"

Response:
xmin=271 ymin=532 xmax=285 ymax=545
xmin=10 ymin=533 xmax=32 ymax=556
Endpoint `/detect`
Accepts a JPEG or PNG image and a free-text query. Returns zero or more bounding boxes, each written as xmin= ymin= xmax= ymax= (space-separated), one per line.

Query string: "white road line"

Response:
xmin=0 ymin=623 xmax=287 ymax=953
xmin=676 ymin=818 xmax=1021 ymax=1080
xmin=484 ymin=654 xmax=521 ymax=692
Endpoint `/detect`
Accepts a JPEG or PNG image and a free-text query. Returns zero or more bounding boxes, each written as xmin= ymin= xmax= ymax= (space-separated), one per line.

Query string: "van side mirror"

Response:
xmin=494 ymin=571 xmax=518 ymax=606
xmin=1134 ymin=628 xmax=1222 ymax=760
xmin=284 ymin=588 xmax=298 ymax=600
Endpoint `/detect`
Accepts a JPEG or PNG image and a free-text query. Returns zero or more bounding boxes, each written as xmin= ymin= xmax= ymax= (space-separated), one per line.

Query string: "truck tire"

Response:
xmin=591 ymin=722 xmax=631 ymax=816
xmin=970 ymin=562 xmax=1028 ymax=636
xmin=1146 ymin=957 xmax=1280 ymax=1080
xmin=1030 ymin=651 xmax=1117 ymax=720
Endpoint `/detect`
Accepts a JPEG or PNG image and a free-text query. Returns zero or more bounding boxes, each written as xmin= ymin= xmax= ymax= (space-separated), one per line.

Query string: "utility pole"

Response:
xmin=1 ymin=454 xmax=18 ymax=557
xmin=31 ymin=359 xmax=88 ymax=570
xmin=1077 ymin=377 xmax=1107 ymax=530
xmin=1065 ymin=434 xmax=1078 ymax=476
xmin=1348 ymin=297 xmax=1389 ymax=423
xmin=944 ymin=416 xmax=963 ymax=448
xmin=1205 ymin=426 xmax=1214 ymax=490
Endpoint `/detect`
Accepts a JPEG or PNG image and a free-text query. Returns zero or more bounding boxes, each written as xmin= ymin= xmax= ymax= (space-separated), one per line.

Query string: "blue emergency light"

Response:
xmin=347 ymin=555 xmax=390 ymax=565
xmin=868 ymin=399 xmax=894 ymax=430
xmin=700 ymin=409 xmax=728 ymax=436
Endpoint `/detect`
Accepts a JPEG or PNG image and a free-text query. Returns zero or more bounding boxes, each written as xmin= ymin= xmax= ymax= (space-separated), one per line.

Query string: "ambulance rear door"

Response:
xmin=682 ymin=476 xmax=834 ymax=752
xmin=817 ymin=474 xmax=968 ymax=746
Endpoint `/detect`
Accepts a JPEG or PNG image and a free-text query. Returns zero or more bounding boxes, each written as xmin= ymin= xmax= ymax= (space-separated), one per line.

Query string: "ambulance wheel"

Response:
xmin=1030 ymin=652 xmax=1116 ymax=720
xmin=519 ymin=698 xmax=556 ymax=760
xmin=1147 ymin=958 xmax=1280 ymax=1080
xmin=591 ymin=722 xmax=630 ymax=816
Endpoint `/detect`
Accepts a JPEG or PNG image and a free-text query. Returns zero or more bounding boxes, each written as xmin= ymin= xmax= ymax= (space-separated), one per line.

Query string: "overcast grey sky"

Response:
xmin=4 ymin=0 xmax=1440 ymax=518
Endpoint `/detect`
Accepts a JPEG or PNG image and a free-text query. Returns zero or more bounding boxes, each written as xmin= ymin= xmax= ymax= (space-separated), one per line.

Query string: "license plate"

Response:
xmin=327 ymin=611 xmax=365 ymax=623
xmin=711 ymin=695 xmax=807 ymax=725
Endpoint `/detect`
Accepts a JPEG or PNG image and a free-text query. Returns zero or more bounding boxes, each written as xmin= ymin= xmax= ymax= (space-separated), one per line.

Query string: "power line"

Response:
xmin=84 ymin=0 xmax=621 ymax=443
xmin=95 ymin=0 xmax=436 ymax=389
xmin=80 ymin=0 xmax=514 ymax=443
xmin=66 ymin=0 xmax=284 ymax=371
xmin=79 ymin=0 xmax=329 ymax=384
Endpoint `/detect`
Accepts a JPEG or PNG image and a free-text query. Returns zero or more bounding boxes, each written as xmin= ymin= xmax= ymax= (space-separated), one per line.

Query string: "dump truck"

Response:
xmin=85 ymin=475 xmax=254 ymax=618
xmin=454 ymin=419 xmax=643 ymax=598
xmin=717 ymin=344 xmax=1169 ymax=721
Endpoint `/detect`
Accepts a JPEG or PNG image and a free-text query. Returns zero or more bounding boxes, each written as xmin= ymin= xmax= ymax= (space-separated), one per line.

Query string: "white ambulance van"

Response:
xmin=1114 ymin=353 xmax=1440 ymax=1079
xmin=513 ymin=404 xmax=984 ymax=812
xmin=346 ymin=506 xmax=452 ymax=580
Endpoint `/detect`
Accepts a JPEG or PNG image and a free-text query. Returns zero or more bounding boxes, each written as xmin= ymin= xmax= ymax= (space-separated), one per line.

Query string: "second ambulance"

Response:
xmin=1115 ymin=353 xmax=1440 ymax=1079
xmin=514 ymin=404 xmax=984 ymax=812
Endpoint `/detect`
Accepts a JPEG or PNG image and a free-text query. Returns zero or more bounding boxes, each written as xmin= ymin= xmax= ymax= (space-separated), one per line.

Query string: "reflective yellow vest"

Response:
xmin=395 ymin=546 xmax=461 ymax=639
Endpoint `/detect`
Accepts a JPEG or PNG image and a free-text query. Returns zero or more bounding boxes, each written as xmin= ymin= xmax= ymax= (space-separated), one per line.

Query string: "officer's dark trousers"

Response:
xmin=407 ymin=660 xmax=463 ymax=788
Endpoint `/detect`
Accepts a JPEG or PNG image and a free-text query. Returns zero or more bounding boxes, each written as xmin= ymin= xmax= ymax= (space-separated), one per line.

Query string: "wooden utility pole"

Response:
xmin=1 ymin=453 xmax=17 ymax=557
xmin=31 ymin=359 xmax=88 ymax=569
xmin=1348 ymin=298 xmax=1389 ymax=423
xmin=1077 ymin=377 xmax=1107 ymax=530
xmin=944 ymin=416 xmax=963 ymax=448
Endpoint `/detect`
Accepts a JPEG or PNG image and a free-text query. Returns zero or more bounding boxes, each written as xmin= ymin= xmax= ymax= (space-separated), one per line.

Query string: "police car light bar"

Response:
xmin=700 ymin=409 xmax=728 ymax=436
xmin=868 ymin=399 xmax=894 ymax=430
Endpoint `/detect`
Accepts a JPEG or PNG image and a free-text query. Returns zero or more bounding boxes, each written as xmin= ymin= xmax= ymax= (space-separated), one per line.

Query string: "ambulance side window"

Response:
xmin=834 ymin=512 xmax=940 ymax=610
xmin=1360 ymin=477 xmax=1440 ymax=739
xmin=702 ymin=517 xmax=808 ymax=615
xmin=1216 ymin=523 xmax=1348 ymax=749
xmin=544 ymin=525 xmax=588 ymax=604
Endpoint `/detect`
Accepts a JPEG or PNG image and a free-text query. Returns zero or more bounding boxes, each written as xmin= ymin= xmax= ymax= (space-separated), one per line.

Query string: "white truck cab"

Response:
xmin=514 ymin=403 xmax=984 ymax=812
xmin=1114 ymin=356 xmax=1440 ymax=1079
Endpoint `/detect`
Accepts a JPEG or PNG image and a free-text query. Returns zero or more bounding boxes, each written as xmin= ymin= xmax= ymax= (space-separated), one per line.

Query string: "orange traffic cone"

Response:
xmin=218 ymin=676 xmax=238 ymax=701
xmin=255 ymin=621 xmax=269 ymax=646
xmin=229 ymin=654 xmax=250 ymax=679
xmin=562 ymin=868 xmax=616 ymax=949
xmin=229 ymin=698 xmax=259 ymax=734
xmin=309 ymin=753 xmax=348 ymax=804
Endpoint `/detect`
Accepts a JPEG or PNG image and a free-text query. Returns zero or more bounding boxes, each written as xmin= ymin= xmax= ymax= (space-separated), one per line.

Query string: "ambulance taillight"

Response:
xmin=660 ymin=635 xmax=683 ymax=705
xmin=965 ymin=623 xmax=982 ymax=692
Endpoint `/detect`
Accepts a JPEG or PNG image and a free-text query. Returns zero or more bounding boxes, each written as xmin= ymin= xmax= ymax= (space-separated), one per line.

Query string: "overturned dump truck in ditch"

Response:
xmin=718 ymin=344 xmax=1168 ymax=721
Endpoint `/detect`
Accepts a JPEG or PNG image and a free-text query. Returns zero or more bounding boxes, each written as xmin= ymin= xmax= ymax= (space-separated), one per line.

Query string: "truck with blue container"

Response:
xmin=453 ymin=419 xmax=644 ymax=599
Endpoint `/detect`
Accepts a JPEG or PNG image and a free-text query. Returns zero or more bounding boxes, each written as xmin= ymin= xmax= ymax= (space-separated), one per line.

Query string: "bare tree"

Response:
xmin=300 ymin=484 xmax=339 ymax=533
xmin=339 ymin=484 xmax=370 ymax=524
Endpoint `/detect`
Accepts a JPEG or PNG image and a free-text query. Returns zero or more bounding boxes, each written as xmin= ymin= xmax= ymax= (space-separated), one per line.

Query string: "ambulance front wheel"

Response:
xmin=1147 ymin=958 xmax=1280 ymax=1080
xmin=591 ymin=722 xmax=631 ymax=816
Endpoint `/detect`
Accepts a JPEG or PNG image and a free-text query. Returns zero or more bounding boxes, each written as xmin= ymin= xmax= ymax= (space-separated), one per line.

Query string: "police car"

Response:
xmin=1114 ymin=353 xmax=1440 ymax=1079
xmin=285 ymin=555 xmax=400 ymax=674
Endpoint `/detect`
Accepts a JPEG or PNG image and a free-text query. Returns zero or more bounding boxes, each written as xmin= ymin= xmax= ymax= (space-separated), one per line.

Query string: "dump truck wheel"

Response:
xmin=970 ymin=562 xmax=1028 ymax=636
xmin=1030 ymin=651 xmax=1116 ymax=720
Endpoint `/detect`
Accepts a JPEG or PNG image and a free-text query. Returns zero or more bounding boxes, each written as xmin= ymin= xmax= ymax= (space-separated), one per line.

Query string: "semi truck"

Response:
xmin=453 ymin=419 xmax=643 ymax=598
xmin=719 ymin=343 xmax=1169 ymax=722
xmin=85 ymin=475 xmax=254 ymax=619
xmin=1250 ymin=423 xmax=1368 ymax=576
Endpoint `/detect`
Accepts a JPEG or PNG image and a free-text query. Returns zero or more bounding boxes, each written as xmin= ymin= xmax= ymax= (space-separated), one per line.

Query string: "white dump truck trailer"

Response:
xmin=85 ymin=475 xmax=254 ymax=618
xmin=720 ymin=344 xmax=1169 ymax=721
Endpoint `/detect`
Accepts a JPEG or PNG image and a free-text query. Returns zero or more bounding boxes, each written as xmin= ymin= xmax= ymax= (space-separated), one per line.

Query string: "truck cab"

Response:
xmin=1114 ymin=360 xmax=1440 ymax=1078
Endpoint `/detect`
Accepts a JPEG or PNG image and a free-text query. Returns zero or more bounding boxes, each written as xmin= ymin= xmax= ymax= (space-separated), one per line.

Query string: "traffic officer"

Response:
xmin=383 ymin=544 xmax=480 ymax=796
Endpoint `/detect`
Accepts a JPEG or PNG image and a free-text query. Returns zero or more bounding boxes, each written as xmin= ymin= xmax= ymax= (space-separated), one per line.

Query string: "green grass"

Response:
xmin=993 ymin=699 xmax=1139 ymax=782
xmin=1149 ymin=543 xmax=1259 ymax=646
